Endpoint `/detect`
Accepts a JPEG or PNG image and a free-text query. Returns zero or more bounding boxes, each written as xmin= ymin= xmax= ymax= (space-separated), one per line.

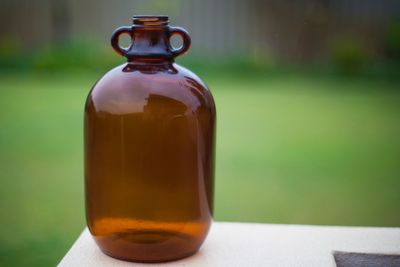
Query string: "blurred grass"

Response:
xmin=0 ymin=70 xmax=399 ymax=266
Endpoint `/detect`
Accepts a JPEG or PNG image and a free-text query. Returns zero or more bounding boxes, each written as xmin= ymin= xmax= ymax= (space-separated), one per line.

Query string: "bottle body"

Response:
xmin=84 ymin=62 xmax=215 ymax=262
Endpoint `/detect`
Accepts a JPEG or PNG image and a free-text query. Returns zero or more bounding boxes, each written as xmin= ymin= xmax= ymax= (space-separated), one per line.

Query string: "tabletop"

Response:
xmin=59 ymin=222 xmax=400 ymax=267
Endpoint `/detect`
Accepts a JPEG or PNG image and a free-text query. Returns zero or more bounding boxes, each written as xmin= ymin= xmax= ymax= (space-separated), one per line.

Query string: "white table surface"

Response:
xmin=59 ymin=222 xmax=400 ymax=267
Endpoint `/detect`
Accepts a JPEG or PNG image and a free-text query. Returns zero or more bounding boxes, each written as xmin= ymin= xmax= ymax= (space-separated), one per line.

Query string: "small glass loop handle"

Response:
xmin=111 ymin=26 xmax=132 ymax=56
xmin=169 ymin=27 xmax=191 ymax=58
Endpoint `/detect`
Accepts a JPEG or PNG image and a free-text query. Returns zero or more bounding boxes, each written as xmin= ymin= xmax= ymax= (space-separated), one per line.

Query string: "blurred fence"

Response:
xmin=1 ymin=0 xmax=400 ymax=62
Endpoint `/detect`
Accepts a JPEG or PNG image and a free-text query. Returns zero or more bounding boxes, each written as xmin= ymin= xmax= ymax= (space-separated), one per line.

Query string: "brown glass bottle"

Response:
xmin=84 ymin=16 xmax=215 ymax=262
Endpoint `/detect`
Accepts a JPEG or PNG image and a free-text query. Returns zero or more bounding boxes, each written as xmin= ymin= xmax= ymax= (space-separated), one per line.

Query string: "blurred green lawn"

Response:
xmin=0 ymin=71 xmax=399 ymax=266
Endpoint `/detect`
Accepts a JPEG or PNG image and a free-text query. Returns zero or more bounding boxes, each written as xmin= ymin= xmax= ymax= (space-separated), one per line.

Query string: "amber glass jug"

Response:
xmin=84 ymin=15 xmax=216 ymax=262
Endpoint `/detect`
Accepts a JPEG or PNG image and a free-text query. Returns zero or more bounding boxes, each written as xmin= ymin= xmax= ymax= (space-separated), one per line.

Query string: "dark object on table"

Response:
xmin=333 ymin=251 xmax=400 ymax=267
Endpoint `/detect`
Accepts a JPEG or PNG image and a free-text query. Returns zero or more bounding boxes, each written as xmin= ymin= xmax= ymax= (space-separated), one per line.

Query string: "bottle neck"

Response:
xmin=126 ymin=26 xmax=174 ymax=62
xmin=111 ymin=16 xmax=190 ymax=62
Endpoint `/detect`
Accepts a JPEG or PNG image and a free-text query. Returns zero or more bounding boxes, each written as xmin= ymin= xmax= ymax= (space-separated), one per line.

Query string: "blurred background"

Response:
xmin=1 ymin=0 xmax=400 ymax=266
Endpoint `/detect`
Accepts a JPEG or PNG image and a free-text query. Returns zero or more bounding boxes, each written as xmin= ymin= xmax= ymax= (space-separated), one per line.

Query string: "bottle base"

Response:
xmin=90 ymin=218 xmax=210 ymax=263
xmin=95 ymin=229 xmax=200 ymax=262
xmin=101 ymin=244 xmax=199 ymax=263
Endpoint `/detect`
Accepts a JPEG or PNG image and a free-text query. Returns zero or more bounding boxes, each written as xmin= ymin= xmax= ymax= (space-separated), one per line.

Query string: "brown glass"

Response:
xmin=84 ymin=16 xmax=216 ymax=263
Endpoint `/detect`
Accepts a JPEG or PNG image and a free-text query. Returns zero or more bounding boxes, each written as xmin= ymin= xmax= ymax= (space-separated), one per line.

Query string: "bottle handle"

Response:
xmin=169 ymin=27 xmax=191 ymax=58
xmin=111 ymin=26 xmax=132 ymax=56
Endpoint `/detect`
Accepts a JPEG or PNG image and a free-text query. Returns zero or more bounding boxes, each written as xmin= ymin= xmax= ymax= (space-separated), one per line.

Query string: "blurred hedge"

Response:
xmin=0 ymin=36 xmax=399 ymax=81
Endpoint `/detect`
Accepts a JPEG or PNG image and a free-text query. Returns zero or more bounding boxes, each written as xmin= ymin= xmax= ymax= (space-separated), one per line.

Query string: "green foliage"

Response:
xmin=32 ymin=40 xmax=120 ymax=72
xmin=0 ymin=37 xmax=399 ymax=81
xmin=385 ymin=17 xmax=400 ymax=60
xmin=0 ymin=39 xmax=122 ymax=72
xmin=330 ymin=38 xmax=368 ymax=76
xmin=0 ymin=38 xmax=27 ymax=69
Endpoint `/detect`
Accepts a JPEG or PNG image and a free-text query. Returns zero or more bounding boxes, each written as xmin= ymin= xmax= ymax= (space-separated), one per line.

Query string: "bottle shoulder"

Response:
xmin=86 ymin=63 xmax=215 ymax=116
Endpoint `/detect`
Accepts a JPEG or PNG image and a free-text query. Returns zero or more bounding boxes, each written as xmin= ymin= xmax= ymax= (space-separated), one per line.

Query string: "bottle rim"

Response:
xmin=132 ymin=15 xmax=169 ymax=26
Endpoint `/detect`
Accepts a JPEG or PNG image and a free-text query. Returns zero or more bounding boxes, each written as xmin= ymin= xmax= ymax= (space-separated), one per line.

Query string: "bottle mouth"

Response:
xmin=132 ymin=15 xmax=169 ymax=26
